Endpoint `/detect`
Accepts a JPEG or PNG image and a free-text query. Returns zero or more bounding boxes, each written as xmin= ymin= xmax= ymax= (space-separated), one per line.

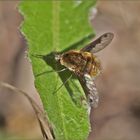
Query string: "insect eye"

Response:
xmin=63 ymin=53 xmax=69 ymax=58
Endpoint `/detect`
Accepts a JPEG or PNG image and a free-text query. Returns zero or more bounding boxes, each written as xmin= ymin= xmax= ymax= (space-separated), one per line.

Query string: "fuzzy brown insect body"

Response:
xmin=55 ymin=33 xmax=114 ymax=108
xmin=60 ymin=50 xmax=101 ymax=78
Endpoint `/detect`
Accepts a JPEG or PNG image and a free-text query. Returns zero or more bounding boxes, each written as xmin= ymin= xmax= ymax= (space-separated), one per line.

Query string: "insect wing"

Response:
xmin=81 ymin=32 xmax=114 ymax=53
xmin=78 ymin=74 xmax=99 ymax=108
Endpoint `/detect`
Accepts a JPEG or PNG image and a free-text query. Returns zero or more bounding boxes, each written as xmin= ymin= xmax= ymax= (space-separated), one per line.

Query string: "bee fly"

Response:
xmin=55 ymin=33 xmax=114 ymax=108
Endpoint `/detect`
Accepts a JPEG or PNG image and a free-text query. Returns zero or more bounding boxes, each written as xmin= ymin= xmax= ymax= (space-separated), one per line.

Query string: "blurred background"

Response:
xmin=0 ymin=1 xmax=140 ymax=140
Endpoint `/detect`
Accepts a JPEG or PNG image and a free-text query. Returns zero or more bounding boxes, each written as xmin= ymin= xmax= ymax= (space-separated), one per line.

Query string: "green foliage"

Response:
xmin=19 ymin=1 xmax=96 ymax=140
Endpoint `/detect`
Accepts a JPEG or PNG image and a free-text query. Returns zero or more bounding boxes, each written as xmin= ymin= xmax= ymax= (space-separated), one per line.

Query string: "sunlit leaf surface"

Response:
xmin=19 ymin=1 xmax=96 ymax=139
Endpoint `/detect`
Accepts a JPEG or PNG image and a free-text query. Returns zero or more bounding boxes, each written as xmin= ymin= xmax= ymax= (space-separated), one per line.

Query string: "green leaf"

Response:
xmin=19 ymin=1 xmax=96 ymax=140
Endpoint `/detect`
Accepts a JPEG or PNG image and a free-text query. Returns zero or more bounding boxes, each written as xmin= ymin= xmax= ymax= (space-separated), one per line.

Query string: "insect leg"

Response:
xmin=52 ymin=74 xmax=73 ymax=94
xmin=35 ymin=68 xmax=68 ymax=77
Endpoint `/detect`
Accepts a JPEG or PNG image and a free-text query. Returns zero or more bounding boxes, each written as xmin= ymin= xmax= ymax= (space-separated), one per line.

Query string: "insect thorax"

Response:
xmin=60 ymin=50 xmax=101 ymax=77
